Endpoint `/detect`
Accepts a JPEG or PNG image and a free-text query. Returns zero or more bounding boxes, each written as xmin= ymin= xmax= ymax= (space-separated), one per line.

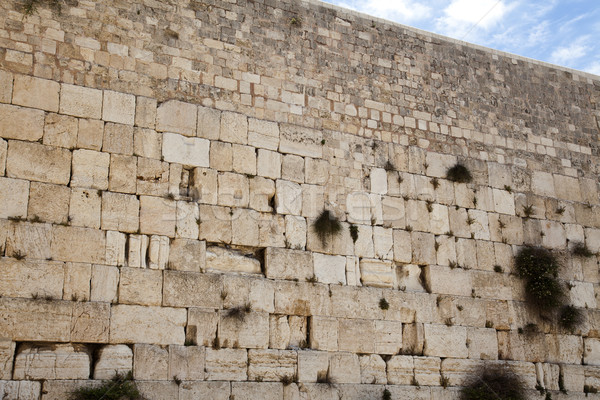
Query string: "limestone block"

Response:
xmin=569 ymin=281 xmax=597 ymax=308
xmin=303 ymin=158 xmax=328 ymax=186
xmin=198 ymin=205 xmax=231 ymax=243
xmin=134 ymin=96 xmax=157 ymax=129
xmin=249 ymin=176 xmax=275 ymax=212
xmin=133 ymin=128 xmax=161 ymax=160
xmin=314 ymin=253 xmax=346 ymax=284
xmin=554 ymin=174 xmax=582 ymax=202
xmin=168 ymin=239 xmax=205 ymax=272
xmin=7 ymin=66 xmax=46 ymax=110
xmin=493 ymin=188 xmax=515 ymax=215
xmin=329 ymin=353 xmax=360 ymax=384
xmin=471 ymin=270 xmax=512 ymax=300
xmin=346 ymin=256 xmax=361 ymax=286
xmin=163 ymin=270 xmax=221 ymax=308
xmin=414 ymin=175 xmax=435 ymax=201
xmin=155 ymin=100 xmax=197 ymax=136
xmin=402 ymin=323 xmax=425 ymax=355
xmin=338 ymin=318 xmax=375 ymax=353
xmin=369 ymin=168 xmax=387 ymax=194
xmin=270 ymin=315 xmax=291 ymax=349
xmin=220 ymin=112 xmax=248 ymax=144
xmin=360 ymin=259 xmax=395 ymax=288
xmin=209 ymin=141 xmax=232 ymax=171
xmin=375 ymin=320 xmax=403 ymax=354
xmin=110 ymin=304 xmax=186 ymax=345
xmin=347 ymin=192 xmax=373 ymax=225
xmin=0 ymin=70 xmax=12 ymax=103
xmin=412 ymin=232 xmax=436 ymax=265
xmin=0 ymin=298 xmax=72 ymax=342
xmin=467 ymin=328 xmax=498 ymax=360
xmin=468 ymin=209 xmax=490 ymax=240
xmin=360 ymin=354 xmax=387 ymax=384
xmin=0 ymin=259 xmax=63 ymax=299
xmin=279 ymin=124 xmax=322 ymax=158
xmin=423 ymin=324 xmax=468 ymax=358
xmin=108 ymin=154 xmax=137 ymax=193
xmin=162 ymin=132 xmax=209 ymax=167
xmin=63 ymin=262 xmax=91 ymax=301
xmin=68 ymin=188 xmax=101 ymax=228
xmin=206 ymin=246 xmax=261 ymax=274
xmin=222 ymin=274 xmax=274 ymax=314
xmin=103 ymin=90 xmax=135 ymax=125
xmin=231 ymin=382 xmax=283 ymax=400
xmin=5 ymin=221 xmax=52 ymax=260
xmin=545 ymin=334 xmax=583 ymax=364
xmin=531 ymin=171 xmax=555 ymax=197
xmin=101 ymin=192 xmax=139 ymax=232
xmin=0 ymin=138 xmax=5 ymax=176
xmin=373 ymin=226 xmax=394 ymax=259
xmin=382 ymin=196 xmax=405 ymax=229
xmin=310 ymin=316 xmax=338 ymax=351
xmin=217 ymin=172 xmax=249 ymax=208
xmin=190 ymin=167 xmax=216 ymax=204
xmin=297 ymin=350 xmax=329 ymax=382
xmin=396 ymin=264 xmax=424 ymax=292
xmin=393 ymin=229 xmax=412 ymax=263
xmin=405 ymin=200 xmax=430 ymax=232
xmin=71 ymin=301 xmax=110 ymax=343
xmin=118 ymin=267 xmax=162 ymax=306
xmin=76 ymin=118 xmax=103 ymax=151
xmin=414 ymin=356 xmax=441 ymax=386
xmin=0 ymin=381 xmax=41 ymax=400
xmin=301 ymin=184 xmax=325 ymax=219
xmin=71 ymin=149 xmax=110 ymax=190
xmin=174 ymin=201 xmax=198 ymax=239
xmin=51 ymin=225 xmax=105 ymax=264
xmin=59 ymin=84 xmax=102 ymax=118
xmin=282 ymin=154 xmax=305 ymax=183
xmin=43 ymin=113 xmax=78 ymax=148
xmin=27 ymin=182 xmax=69 ymax=224
xmin=447 ymin=207 xmax=469 ymax=239
xmin=133 ymin=343 xmax=168 ymax=380
xmin=257 ymin=149 xmax=282 ymax=179
xmin=258 ymin=214 xmax=286 ymax=248
xmin=426 ymin=152 xmax=456 ymax=178
xmin=197 ymin=106 xmax=220 ymax=140
xmin=13 ymin=343 xmax=91 ymax=380
xmin=0 ymin=340 xmax=15 ymax=380
xmin=90 ymin=265 xmax=118 ymax=303
xmin=136 ymin=381 xmax=179 ymax=399
xmin=430 ymin=204 xmax=450 ymax=235
xmin=436 ymin=235 xmax=457 ymax=267
xmin=139 ymin=196 xmax=176 ymax=236
xmin=247 ymin=118 xmax=279 ymax=150
xmin=387 ymin=355 xmax=414 ymax=385
xmin=0 ymin=104 xmax=45 ymax=141
xmin=180 ymin=381 xmax=230 ymax=400
xmin=275 ymin=281 xmax=331 ymax=316
xmin=149 ymin=233 xmax=169 ymax=266
xmin=539 ymin=220 xmax=567 ymax=249
xmin=187 ymin=308 xmax=218 ymax=347
xmin=276 ymin=179 xmax=302 ymax=215
xmin=562 ymin=364 xmax=585 ymax=392
xmin=7 ymin=141 xmax=71 ymax=184
xmin=248 ymin=349 xmax=297 ymax=381
xmin=93 ymin=345 xmax=133 ymax=379
xmin=205 ymin=348 xmax=247 ymax=381
xmin=265 ymin=248 xmax=312 ymax=281
xmin=538 ymin=362 xmax=560 ymax=391
xmin=168 ymin=345 xmax=204 ymax=381
xmin=439 ymin=358 xmax=480 ymax=386
xmin=455 ymin=239 xmax=477 ymax=270
xmin=497 ymin=331 xmax=546 ymax=362
xmin=103 ymin=123 xmax=134 ymax=155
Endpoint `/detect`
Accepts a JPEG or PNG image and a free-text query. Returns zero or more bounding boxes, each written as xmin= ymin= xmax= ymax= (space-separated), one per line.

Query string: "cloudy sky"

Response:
xmin=320 ymin=0 xmax=600 ymax=76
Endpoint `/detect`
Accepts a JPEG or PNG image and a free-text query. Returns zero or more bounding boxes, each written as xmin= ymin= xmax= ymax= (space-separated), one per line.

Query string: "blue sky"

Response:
xmin=320 ymin=0 xmax=600 ymax=76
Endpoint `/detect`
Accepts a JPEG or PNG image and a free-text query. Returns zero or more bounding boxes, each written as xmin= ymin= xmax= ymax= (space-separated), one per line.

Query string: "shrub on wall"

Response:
xmin=461 ymin=365 xmax=526 ymax=400
xmin=446 ymin=163 xmax=473 ymax=183
xmin=72 ymin=372 xmax=141 ymax=400
xmin=313 ymin=210 xmax=342 ymax=246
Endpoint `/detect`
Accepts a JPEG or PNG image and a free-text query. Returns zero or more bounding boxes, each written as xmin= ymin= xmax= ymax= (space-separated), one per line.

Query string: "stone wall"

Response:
xmin=0 ymin=0 xmax=599 ymax=398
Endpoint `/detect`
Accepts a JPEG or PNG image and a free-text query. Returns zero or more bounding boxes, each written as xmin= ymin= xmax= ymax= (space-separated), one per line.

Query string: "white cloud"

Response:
xmin=584 ymin=61 xmax=600 ymax=76
xmin=335 ymin=0 xmax=433 ymax=23
xmin=435 ymin=0 xmax=515 ymax=39
xmin=550 ymin=36 xmax=590 ymax=65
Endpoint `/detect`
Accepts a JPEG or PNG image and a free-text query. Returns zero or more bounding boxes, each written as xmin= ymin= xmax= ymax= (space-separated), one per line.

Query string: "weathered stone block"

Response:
xmin=134 ymin=128 xmax=161 ymax=160
xmin=0 ymin=259 xmax=63 ymax=299
xmin=257 ymin=148 xmax=281 ymax=179
xmin=93 ymin=345 xmax=133 ymax=379
xmin=205 ymin=348 xmax=247 ymax=381
xmin=168 ymin=239 xmax=205 ymax=272
xmin=71 ymin=149 xmax=110 ymax=190
xmin=209 ymin=140 xmax=232 ymax=171
xmin=180 ymin=381 xmax=230 ymax=400
xmin=103 ymin=90 xmax=135 ymax=125
xmin=218 ymin=310 xmax=269 ymax=349
xmin=0 ymin=298 xmax=71 ymax=342
xmin=118 ymin=267 xmax=162 ymax=306
xmin=69 ymin=188 xmax=101 ymax=228
xmin=43 ymin=113 xmax=78 ymax=148
xmin=60 ymin=84 xmax=102 ymax=118
xmin=423 ymin=324 xmax=468 ymax=358
xmin=279 ymin=124 xmax=322 ymax=158
xmin=186 ymin=308 xmax=218 ymax=347
xmin=13 ymin=343 xmax=91 ymax=380
xmin=13 ymin=75 xmax=59 ymax=112
xmin=0 ymin=104 xmax=44 ymax=141
xmin=0 ymin=70 xmax=12 ymax=103
xmin=0 ymin=341 xmax=15 ymax=380
xmin=314 ymin=253 xmax=346 ymax=284
xmin=110 ymin=305 xmax=187 ymax=345
xmin=71 ymin=301 xmax=110 ymax=343
xmin=222 ymin=274 xmax=275 ymax=313
xmin=497 ymin=331 xmax=546 ymax=362
xmin=275 ymin=179 xmax=302 ymax=215
xmin=7 ymin=141 xmax=71 ymax=184
xmin=231 ymin=382 xmax=283 ymax=400
xmin=220 ymin=111 xmax=247 ymax=144
xmin=310 ymin=316 xmax=338 ymax=351
xmin=139 ymin=196 xmax=176 ymax=236
xmin=108 ymin=154 xmax=137 ymax=193
xmin=467 ymin=328 xmax=498 ymax=360
xmin=63 ymin=262 xmax=91 ymax=301
xmin=27 ymin=182 xmax=69 ymax=224
xmin=133 ymin=343 xmax=168 ymax=380
xmin=297 ymin=350 xmax=329 ymax=382
xmin=51 ymin=225 xmax=105 ymax=264
xmin=329 ymin=353 xmax=361 ymax=383
xmin=360 ymin=259 xmax=395 ymax=288
xmin=218 ymin=172 xmax=250 ymax=208
xmin=360 ymin=354 xmax=387 ymax=384
xmin=265 ymin=248 xmax=312 ymax=281
xmin=101 ymin=192 xmax=139 ymax=232
xmin=156 ymin=100 xmax=197 ymax=136
xmin=77 ymin=118 xmax=104 ymax=151
xmin=412 ymin=231 xmax=436 ymax=265
xmin=168 ymin=345 xmax=205 ymax=381
xmin=5 ymin=221 xmax=51 ymax=260
xmin=102 ymin=123 xmax=134 ymax=155
xmin=387 ymin=355 xmax=414 ymax=385
xmin=248 ymin=349 xmax=296 ymax=381
xmin=206 ymin=246 xmax=261 ymax=274
xmin=90 ymin=265 xmax=118 ymax=303
xmin=163 ymin=271 xmax=222 ymax=308
xmin=414 ymin=356 xmax=441 ymax=386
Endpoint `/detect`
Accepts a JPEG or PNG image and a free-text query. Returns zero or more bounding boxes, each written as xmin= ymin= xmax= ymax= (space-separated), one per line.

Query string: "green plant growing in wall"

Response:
xmin=23 ymin=0 xmax=62 ymax=15
xmin=349 ymin=224 xmax=359 ymax=243
xmin=313 ymin=210 xmax=342 ymax=247
xmin=384 ymin=160 xmax=396 ymax=171
xmin=72 ymin=371 xmax=141 ymax=400
xmin=379 ymin=298 xmax=389 ymax=310
xmin=382 ymin=388 xmax=392 ymax=400
xmin=460 ymin=365 xmax=526 ymax=400
xmin=559 ymin=305 xmax=584 ymax=332
xmin=446 ymin=163 xmax=472 ymax=183
xmin=571 ymin=242 xmax=595 ymax=257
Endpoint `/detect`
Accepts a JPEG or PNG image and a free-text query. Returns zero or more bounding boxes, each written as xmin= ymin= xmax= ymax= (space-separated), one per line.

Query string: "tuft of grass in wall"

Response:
xmin=379 ymin=298 xmax=389 ymax=310
xmin=460 ymin=365 xmax=526 ymax=400
xmin=225 ymin=302 xmax=252 ymax=322
xmin=440 ymin=375 xmax=450 ymax=389
xmin=559 ymin=305 xmax=584 ymax=332
xmin=72 ymin=371 xmax=141 ymax=400
xmin=313 ymin=210 xmax=342 ymax=247
xmin=522 ymin=204 xmax=534 ymax=219
xmin=493 ymin=265 xmax=503 ymax=273
xmin=289 ymin=16 xmax=302 ymax=26
xmin=514 ymin=246 xmax=564 ymax=315
xmin=349 ymin=224 xmax=359 ymax=243
xmin=12 ymin=250 xmax=26 ymax=260
xmin=426 ymin=200 xmax=433 ymax=213
xmin=555 ymin=206 xmax=565 ymax=215
xmin=382 ymin=388 xmax=392 ymax=400
xmin=306 ymin=274 xmax=318 ymax=284
xmin=430 ymin=177 xmax=439 ymax=190
xmin=503 ymin=185 xmax=513 ymax=193
xmin=280 ymin=374 xmax=296 ymax=386
xmin=384 ymin=160 xmax=396 ymax=171
xmin=571 ymin=242 xmax=595 ymax=257
xmin=446 ymin=163 xmax=472 ymax=183
xmin=584 ymin=385 xmax=598 ymax=394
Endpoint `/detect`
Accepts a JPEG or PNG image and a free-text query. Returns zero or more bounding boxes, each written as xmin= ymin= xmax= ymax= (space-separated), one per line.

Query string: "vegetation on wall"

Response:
xmin=313 ymin=210 xmax=342 ymax=246
xmin=461 ymin=365 xmax=526 ymax=400
xmin=72 ymin=372 xmax=141 ymax=400
xmin=446 ymin=163 xmax=472 ymax=183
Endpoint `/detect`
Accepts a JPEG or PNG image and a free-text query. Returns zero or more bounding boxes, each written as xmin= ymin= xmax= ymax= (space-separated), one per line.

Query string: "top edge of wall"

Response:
xmin=304 ymin=0 xmax=600 ymax=83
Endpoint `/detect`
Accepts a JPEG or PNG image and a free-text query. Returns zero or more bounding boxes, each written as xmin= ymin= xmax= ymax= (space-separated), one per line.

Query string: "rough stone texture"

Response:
xmin=93 ymin=345 xmax=133 ymax=379
xmin=314 ymin=253 xmax=346 ymax=284
xmin=133 ymin=344 xmax=169 ymax=380
xmin=206 ymin=246 xmax=261 ymax=274
xmin=162 ymin=132 xmax=209 ymax=167
xmin=0 ymin=341 xmax=15 ymax=380
xmin=7 ymin=141 xmax=71 ymax=185
xmin=168 ymin=345 xmax=205 ymax=381
xmin=423 ymin=324 xmax=468 ymax=358
xmin=205 ymin=348 xmax=248 ymax=381
xmin=109 ymin=305 xmax=187 ymax=345
xmin=13 ymin=343 xmax=91 ymax=380
xmin=0 ymin=104 xmax=45 ymax=141
xmin=156 ymin=100 xmax=197 ymax=136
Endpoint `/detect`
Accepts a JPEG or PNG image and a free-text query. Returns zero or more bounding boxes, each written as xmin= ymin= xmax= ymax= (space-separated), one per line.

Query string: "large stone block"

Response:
xmin=247 ymin=349 xmax=296 ymax=381
xmin=103 ymin=90 xmax=135 ymax=125
xmin=360 ymin=354 xmax=387 ymax=384
xmin=231 ymin=382 xmax=283 ymax=400
xmin=180 ymin=381 xmax=230 ymax=400
xmin=71 ymin=301 xmax=110 ymax=343
xmin=103 ymin=123 xmax=134 ymax=155
xmin=0 ymin=340 xmax=15 ymax=380
xmin=133 ymin=343 xmax=168 ymax=380
xmin=423 ymin=324 xmax=468 ymax=358
xmin=0 ymin=104 xmax=44 ymax=141
xmin=279 ymin=124 xmax=322 ymax=158
xmin=265 ymin=247 xmax=312 ymax=281
xmin=387 ymin=355 xmax=414 ymax=385
xmin=108 ymin=154 xmax=137 ymax=193
xmin=414 ymin=356 xmax=441 ymax=386
xmin=205 ymin=348 xmax=247 ymax=381
xmin=329 ymin=353 xmax=361 ymax=383
xmin=411 ymin=231 xmax=436 ymax=265
xmin=71 ymin=149 xmax=110 ymax=190
xmin=423 ymin=265 xmax=472 ymax=296
xmin=118 ymin=267 xmax=162 ymax=306
xmin=69 ymin=188 xmax=101 ymax=228
xmin=467 ymin=327 xmax=498 ymax=360
xmin=51 ymin=225 xmax=105 ymax=264
xmin=168 ymin=345 xmax=205 ymax=381
xmin=339 ymin=319 xmax=375 ymax=353
xmin=101 ymin=192 xmax=139 ymax=233
xmin=310 ymin=316 xmax=338 ymax=351
xmin=139 ymin=196 xmax=176 ymax=236
xmin=222 ymin=274 xmax=274 ymax=313
xmin=27 ymin=182 xmax=70 ymax=224
xmin=274 ymin=281 xmax=331 ymax=316
xmin=167 ymin=239 xmax=205 ymax=272
xmin=7 ymin=141 xmax=71 ymax=184
xmin=5 ymin=221 xmax=52 ymax=260
xmin=59 ymin=84 xmax=102 ymax=118
xmin=13 ymin=343 xmax=91 ymax=380
xmin=205 ymin=246 xmax=261 ymax=274
xmin=93 ymin=344 xmax=133 ymax=379
xmin=360 ymin=259 xmax=395 ymax=288
xmin=43 ymin=113 xmax=78 ymax=148
xmin=0 ymin=380 xmax=41 ymax=400
xmin=110 ymin=305 xmax=187 ymax=345
xmin=218 ymin=310 xmax=269 ymax=349
xmin=90 ymin=265 xmax=118 ymax=303
xmin=218 ymin=172 xmax=250 ymax=208
xmin=497 ymin=331 xmax=546 ymax=362
xmin=297 ymin=350 xmax=329 ymax=383
xmin=0 ymin=298 xmax=71 ymax=342
xmin=545 ymin=334 xmax=582 ymax=364
xmin=314 ymin=253 xmax=346 ymax=284
xmin=0 ymin=259 xmax=63 ymax=299
xmin=77 ymin=118 xmax=104 ymax=151
xmin=0 ymin=70 xmax=12 ymax=103
xmin=156 ymin=100 xmax=197 ymax=136
xmin=220 ymin=111 xmax=248 ymax=144
xmin=163 ymin=271 xmax=222 ymax=308
xmin=162 ymin=132 xmax=209 ymax=167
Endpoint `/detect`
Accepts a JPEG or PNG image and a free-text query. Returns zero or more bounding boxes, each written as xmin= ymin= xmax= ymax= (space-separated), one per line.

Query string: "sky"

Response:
xmin=320 ymin=0 xmax=600 ymax=76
